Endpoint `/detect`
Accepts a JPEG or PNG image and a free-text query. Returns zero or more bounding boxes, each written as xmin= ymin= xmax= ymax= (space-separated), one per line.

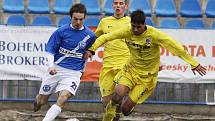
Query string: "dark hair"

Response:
xmin=69 ymin=3 xmax=87 ymax=18
xmin=130 ymin=9 xmax=146 ymax=24
xmin=112 ymin=0 xmax=128 ymax=3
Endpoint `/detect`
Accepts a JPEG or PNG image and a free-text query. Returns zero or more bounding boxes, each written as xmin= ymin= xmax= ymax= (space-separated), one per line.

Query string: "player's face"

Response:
xmin=112 ymin=0 xmax=127 ymax=17
xmin=71 ymin=12 xmax=85 ymax=29
xmin=131 ymin=23 xmax=146 ymax=36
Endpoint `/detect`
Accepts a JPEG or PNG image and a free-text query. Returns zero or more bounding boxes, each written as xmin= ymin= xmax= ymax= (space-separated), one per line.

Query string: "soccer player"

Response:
xmin=95 ymin=0 xmax=130 ymax=120
xmin=89 ymin=10 xmax=207 ymax=119
xmin=33 ymin=3 xmax=96 ymax=121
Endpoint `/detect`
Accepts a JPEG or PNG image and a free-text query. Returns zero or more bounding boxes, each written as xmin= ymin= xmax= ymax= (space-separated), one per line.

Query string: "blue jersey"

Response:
xmin=46 ymin=24 xmax=96 ymax=71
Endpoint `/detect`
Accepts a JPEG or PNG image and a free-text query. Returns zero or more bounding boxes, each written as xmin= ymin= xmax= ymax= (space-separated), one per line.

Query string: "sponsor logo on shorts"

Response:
xmin=43 ymin=85 xmax=51 ymax=92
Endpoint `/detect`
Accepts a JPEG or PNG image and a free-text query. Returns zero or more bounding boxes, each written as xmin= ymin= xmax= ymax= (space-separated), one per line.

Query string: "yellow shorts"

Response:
xmin=99 ymin=67 xmax=121 ymax=97
xmin=114 ymin=68 xmax=158 ymax=104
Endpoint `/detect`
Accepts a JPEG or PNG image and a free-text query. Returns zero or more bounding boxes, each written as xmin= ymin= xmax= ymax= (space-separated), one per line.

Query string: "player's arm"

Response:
xmin=45 ymin=30 xmax=62 ymax=75
xmin=156 ymin=30 xmax=206 ymax=76
xmin=94 ymin=19 xmax=104 ymax=38
xmin=83 ymin=20 xmax=104 ymax=58
xmin=89 ymin=27 xmax=129 ymax=52
xmin=83 ymin=33 xmax=97 ymax=59
xmin=47 ymin=53 xmax=57 ymax=75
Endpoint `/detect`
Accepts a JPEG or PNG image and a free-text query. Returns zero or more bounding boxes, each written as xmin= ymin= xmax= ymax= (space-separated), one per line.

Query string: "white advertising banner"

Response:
xmin=158 ymin=29 xmax=215 ymax=83
xmin=0 ymin=25 xmax=56 ymax=80
xmin=0 ymin=25 xmax=214 ymax=83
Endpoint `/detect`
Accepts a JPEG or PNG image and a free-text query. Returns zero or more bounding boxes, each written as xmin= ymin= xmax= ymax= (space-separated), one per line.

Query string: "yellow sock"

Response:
xmin=102 ymin=101 xmax=117 ymax=121
xmin=113 ymin=104 xmax=122 ymax=121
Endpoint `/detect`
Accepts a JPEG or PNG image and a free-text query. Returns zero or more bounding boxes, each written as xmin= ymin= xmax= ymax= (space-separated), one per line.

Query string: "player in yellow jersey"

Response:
xmin=89 ymin=10 xmax=207 ymax=118
xmin=94 ymin=0 xmax=130 ymax=120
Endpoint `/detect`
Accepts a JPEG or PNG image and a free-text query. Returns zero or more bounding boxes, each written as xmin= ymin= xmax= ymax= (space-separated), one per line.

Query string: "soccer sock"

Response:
xmin=102 ymin=100 xmax=118 ymax=121
xmin=113 ymin=105 xmax=121 ymax=121
xmin=42 ymin=104 xmax=62 ymax=121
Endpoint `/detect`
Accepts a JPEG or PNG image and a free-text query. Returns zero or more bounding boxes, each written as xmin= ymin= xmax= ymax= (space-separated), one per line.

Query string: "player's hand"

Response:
xmin=159 ymin=66 xmax=162 ymax=71
xmin=48 ymin=67 xmax=57 ymax=75
xmin=83 ymin=50 xmax=93 ymax=60
xmin=192 ymin=64 xmax=206 ymax=76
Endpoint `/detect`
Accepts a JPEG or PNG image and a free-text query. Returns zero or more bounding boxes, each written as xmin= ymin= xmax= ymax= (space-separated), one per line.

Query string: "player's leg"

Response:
xmin=99 ymin=67 xmax=118 ymax=107
xmin=113 ymin=84 xmax=129 ymax=121
xmin=105 ymin=69 xmax=132 ymax=121
xmin=132 ymin=75 xmax=158 ymax=105
xmin=56 ymin=90 xmax=72 ymax=108
xmin=99 ymin=68 xmax=118 ymax=121
xmin=102 ymin=95 xmax=113 ymax=108
xmin=120 ymin=95 xmax=135 ymax=116
xmin=122 ymin=75 xmax=158 ymax=116
xmin=112 ymin=84 xmax=129 ymax=105
xmin=43 ymin=69 xmax=81 ymax=121
xmin=34 ymin=94 xmax=50 ymax=112
xmin=43 ymin=90 xmax=72 ymax=121
xmin=105 ymin=69 xmax=133 ymax=121
xmin=104 ymin=84 xmax=129 ymax=121
xmin=34 ymin=73 xmax=59 ymax=112
xmin=102 ymin=94 xmax=115 ymax=121
xmin=120 ymin=84 xmax=150 ymax=116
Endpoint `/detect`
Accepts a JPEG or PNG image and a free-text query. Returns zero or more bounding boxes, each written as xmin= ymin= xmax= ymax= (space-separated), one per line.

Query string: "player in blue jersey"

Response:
xmin=33 ymin=3 xmax=96 ymax=121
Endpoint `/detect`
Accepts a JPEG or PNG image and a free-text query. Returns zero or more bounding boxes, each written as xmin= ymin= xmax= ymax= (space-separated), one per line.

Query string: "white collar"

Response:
xmin=70 ymin=24 xmax=84 ymax=30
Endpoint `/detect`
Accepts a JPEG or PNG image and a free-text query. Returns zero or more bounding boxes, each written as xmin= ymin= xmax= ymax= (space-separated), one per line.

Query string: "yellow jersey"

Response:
xmin=95 ymin=16 xmax=130 ymax=67
xmin=90 ymin=25 xmax=199 ymax=76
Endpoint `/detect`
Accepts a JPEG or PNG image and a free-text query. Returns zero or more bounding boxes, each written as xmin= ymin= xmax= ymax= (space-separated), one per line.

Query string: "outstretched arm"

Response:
xmin=89 ymin=26 xmax=130 ymax=52
xmin=192 ymin=64 xmax=207 ymax=76
xmin=155 ymin=30 xmax=207 ymax=76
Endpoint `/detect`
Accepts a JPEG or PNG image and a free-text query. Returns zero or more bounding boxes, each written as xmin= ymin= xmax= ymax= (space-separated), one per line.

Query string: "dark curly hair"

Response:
xmin=130 ymin=9 xmax=146 ymax=24
xmin=69 ymin=3 xmax=87 ymax=18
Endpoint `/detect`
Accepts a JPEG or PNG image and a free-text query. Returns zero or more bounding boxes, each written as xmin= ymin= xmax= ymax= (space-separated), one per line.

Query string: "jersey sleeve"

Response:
xmin=45 ymin=29 xmax=62 ymax=55
xmin=46 ymin=52 xmax=54 ymax=68
xmin=89 ymin=26 xmax=130 ymax=52
xmin=86 ymin=33 xmax=97 ymax=49
xmin=155 ymin=30 xmax=199 ymax=69
xmin=95 ymin=19 xmax=104 ymax=37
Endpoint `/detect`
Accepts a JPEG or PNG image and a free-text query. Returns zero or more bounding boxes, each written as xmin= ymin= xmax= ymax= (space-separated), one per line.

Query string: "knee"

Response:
xmin=121 ymin=96 xmax=135 ymax=116
xmin=37 ymin=94 xmax=49 ymax=105
xmin=102 ymin=95 xmax=112 ymax=108
xmin=112 ymin=93 xmax=123 ymax=105
xmin=112 ymin=84 xmax=129 ymax=105
xmin=56 ymin=91 xmax=72 ymax=107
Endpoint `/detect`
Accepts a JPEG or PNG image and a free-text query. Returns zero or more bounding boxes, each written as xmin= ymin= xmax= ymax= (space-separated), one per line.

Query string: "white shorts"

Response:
xmin=39 ymin=65 xmax=82 ymax=96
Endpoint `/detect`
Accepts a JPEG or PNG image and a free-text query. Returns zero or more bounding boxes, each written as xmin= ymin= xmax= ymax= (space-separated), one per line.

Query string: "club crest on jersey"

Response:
xmin=43 ymin=85 xmax=51 ymax=92
xmin=107 ymin=25 xmax=112 ymax=28
xmin=78 ymin=41 xmax=87 ymax=49
xmin=145 ymin=37 xmax=151 ymax=46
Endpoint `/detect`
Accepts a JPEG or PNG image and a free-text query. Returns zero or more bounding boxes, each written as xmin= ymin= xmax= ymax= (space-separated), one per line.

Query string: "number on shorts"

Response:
xmin=70 ymin=82 xmax=77 ymax=91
